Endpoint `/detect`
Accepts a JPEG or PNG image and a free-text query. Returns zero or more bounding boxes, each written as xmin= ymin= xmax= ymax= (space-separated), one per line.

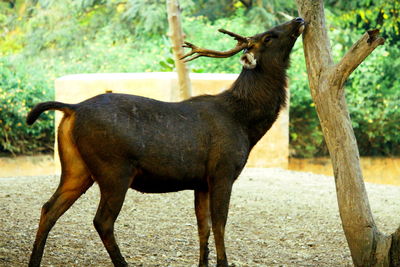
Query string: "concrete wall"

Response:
xmin=54 ymin=72 xmax=288 ymax=173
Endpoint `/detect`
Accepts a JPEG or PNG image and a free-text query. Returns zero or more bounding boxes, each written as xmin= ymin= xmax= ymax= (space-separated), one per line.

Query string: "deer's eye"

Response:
xmin=264 ymin=37 xmax=272 ymax=43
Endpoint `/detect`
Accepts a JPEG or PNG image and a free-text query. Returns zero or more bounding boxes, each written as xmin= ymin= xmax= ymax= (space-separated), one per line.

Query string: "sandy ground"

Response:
xmin=1 ymin=168 xmax=400 ymax=267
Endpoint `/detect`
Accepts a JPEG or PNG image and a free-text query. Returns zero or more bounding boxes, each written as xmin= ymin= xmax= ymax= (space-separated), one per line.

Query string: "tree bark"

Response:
xmin=166 ymin=0 xmax=192 ymax=100
xmin=295 ymin=0 xmax=400 ymax=266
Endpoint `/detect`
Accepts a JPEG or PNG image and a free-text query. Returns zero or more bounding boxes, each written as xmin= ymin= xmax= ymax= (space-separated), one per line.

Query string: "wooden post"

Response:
xmin=166 ymin=0 xmax=192 ymax=100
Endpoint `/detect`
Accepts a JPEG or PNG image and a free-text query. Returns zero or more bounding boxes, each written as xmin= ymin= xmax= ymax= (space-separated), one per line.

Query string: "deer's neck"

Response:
xmin=223 ymin=67 xmax=288 ymax=147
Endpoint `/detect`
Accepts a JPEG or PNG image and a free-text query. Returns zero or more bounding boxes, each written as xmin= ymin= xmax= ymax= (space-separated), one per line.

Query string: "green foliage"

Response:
xmin=288 ymin=8 xmax=400 ymax=157
xmin=159 ymin=56 xmax=176 ymax=72
xmin=191 ymin=0 xmax=245 ymax=21
xmin=0 ymin=57 xmax=54 ymax=155
xmin=346 ymin=45 xmax=400 ymax=155
xmin=123 ymin=0 xmax=168 ymax=37
xmin=328 ymin=0 xmax=400 ymax=44
xmin=0 ymin=0 xmax=398 ymax=157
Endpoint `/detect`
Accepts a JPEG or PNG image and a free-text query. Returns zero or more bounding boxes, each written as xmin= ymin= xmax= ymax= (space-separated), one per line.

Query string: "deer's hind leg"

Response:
xmin=89 ymin=163 xmax=137 ymax=267
xmin=29 ymin=115 xmax=94 ymax=267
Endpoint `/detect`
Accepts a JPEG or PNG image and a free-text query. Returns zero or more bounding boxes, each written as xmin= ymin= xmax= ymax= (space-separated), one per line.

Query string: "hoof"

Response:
xmin=216 ymin=259 xmax=229 ymax=267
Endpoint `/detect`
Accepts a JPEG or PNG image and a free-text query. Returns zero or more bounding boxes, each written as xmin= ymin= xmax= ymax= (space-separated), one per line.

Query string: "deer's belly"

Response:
xmin=130 ymin=169 xmax=207 ymax=193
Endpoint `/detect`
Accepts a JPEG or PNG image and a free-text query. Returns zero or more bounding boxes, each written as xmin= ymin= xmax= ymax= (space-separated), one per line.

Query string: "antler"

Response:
xmin=180 ymin=29 xmax=250 ymax=62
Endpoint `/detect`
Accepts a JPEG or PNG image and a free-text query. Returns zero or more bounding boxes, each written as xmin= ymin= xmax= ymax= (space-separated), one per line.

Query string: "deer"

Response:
xmin=26 ymin=17 xmax=305 ymax=267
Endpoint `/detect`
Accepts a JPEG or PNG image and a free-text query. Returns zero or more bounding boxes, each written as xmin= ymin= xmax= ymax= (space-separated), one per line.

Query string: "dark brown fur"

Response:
xmin=27 ymin=18 xmax=304 ymax=267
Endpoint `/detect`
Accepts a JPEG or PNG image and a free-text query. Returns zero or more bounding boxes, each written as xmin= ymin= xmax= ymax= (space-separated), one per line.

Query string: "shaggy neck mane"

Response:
xmin=222 ymin=61 xmax=288 ymax=146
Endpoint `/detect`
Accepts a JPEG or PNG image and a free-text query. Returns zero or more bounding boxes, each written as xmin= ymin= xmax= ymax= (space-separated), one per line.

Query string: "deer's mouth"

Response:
xmin=292 ymin=24 xmax=305 ymax=38
xmin=292 ymin=19 xmax=305 ymax=38
xmin=298 ymin=24 xmax=305 ymax=35
xmin=240 ymin=52 xmax=257 ymax=69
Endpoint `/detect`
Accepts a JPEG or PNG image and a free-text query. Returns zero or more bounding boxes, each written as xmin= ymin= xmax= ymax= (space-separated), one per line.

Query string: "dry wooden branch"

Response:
xmin=335 ymin=30 xmax=385 ymax=90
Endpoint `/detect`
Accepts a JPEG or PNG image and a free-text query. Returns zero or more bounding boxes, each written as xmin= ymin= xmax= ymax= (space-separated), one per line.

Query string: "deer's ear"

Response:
xmin=239 ymin=52 xmax=257 ymax=69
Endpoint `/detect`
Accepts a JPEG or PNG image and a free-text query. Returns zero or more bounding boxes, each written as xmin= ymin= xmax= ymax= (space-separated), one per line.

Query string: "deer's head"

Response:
xmin=181 ymin=18 xmax=305 ymax=70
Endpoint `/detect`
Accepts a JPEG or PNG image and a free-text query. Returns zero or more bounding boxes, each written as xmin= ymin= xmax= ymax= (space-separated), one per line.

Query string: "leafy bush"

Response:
xmin=0 ymin=57 xmax=54 ymax=155
xmin=347 ymin=46 xmax=400 ymax=156
xmin=288 ymin=12 xmax=400 ymax=157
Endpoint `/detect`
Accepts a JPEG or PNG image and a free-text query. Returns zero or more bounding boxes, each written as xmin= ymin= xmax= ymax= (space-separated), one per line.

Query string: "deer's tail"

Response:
xmin=26 ymin=101 xmax=76 ymax=125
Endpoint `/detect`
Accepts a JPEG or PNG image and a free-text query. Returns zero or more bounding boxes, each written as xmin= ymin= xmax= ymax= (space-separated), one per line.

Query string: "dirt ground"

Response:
xmin=1 ymin=168 xmax=400 ymax=267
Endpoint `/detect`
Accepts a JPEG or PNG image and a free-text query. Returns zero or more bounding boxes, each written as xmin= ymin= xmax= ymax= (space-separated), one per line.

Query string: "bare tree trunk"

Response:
xmin=166 ymin=0 xmax=192 ymax=100
xmin=295 ymin=0 xmax=400 ymax=266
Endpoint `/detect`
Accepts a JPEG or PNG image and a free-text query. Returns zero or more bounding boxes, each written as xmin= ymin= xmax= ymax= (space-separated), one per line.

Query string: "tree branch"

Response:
xmin=335 ymin=30 xmax=385 ymax=90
